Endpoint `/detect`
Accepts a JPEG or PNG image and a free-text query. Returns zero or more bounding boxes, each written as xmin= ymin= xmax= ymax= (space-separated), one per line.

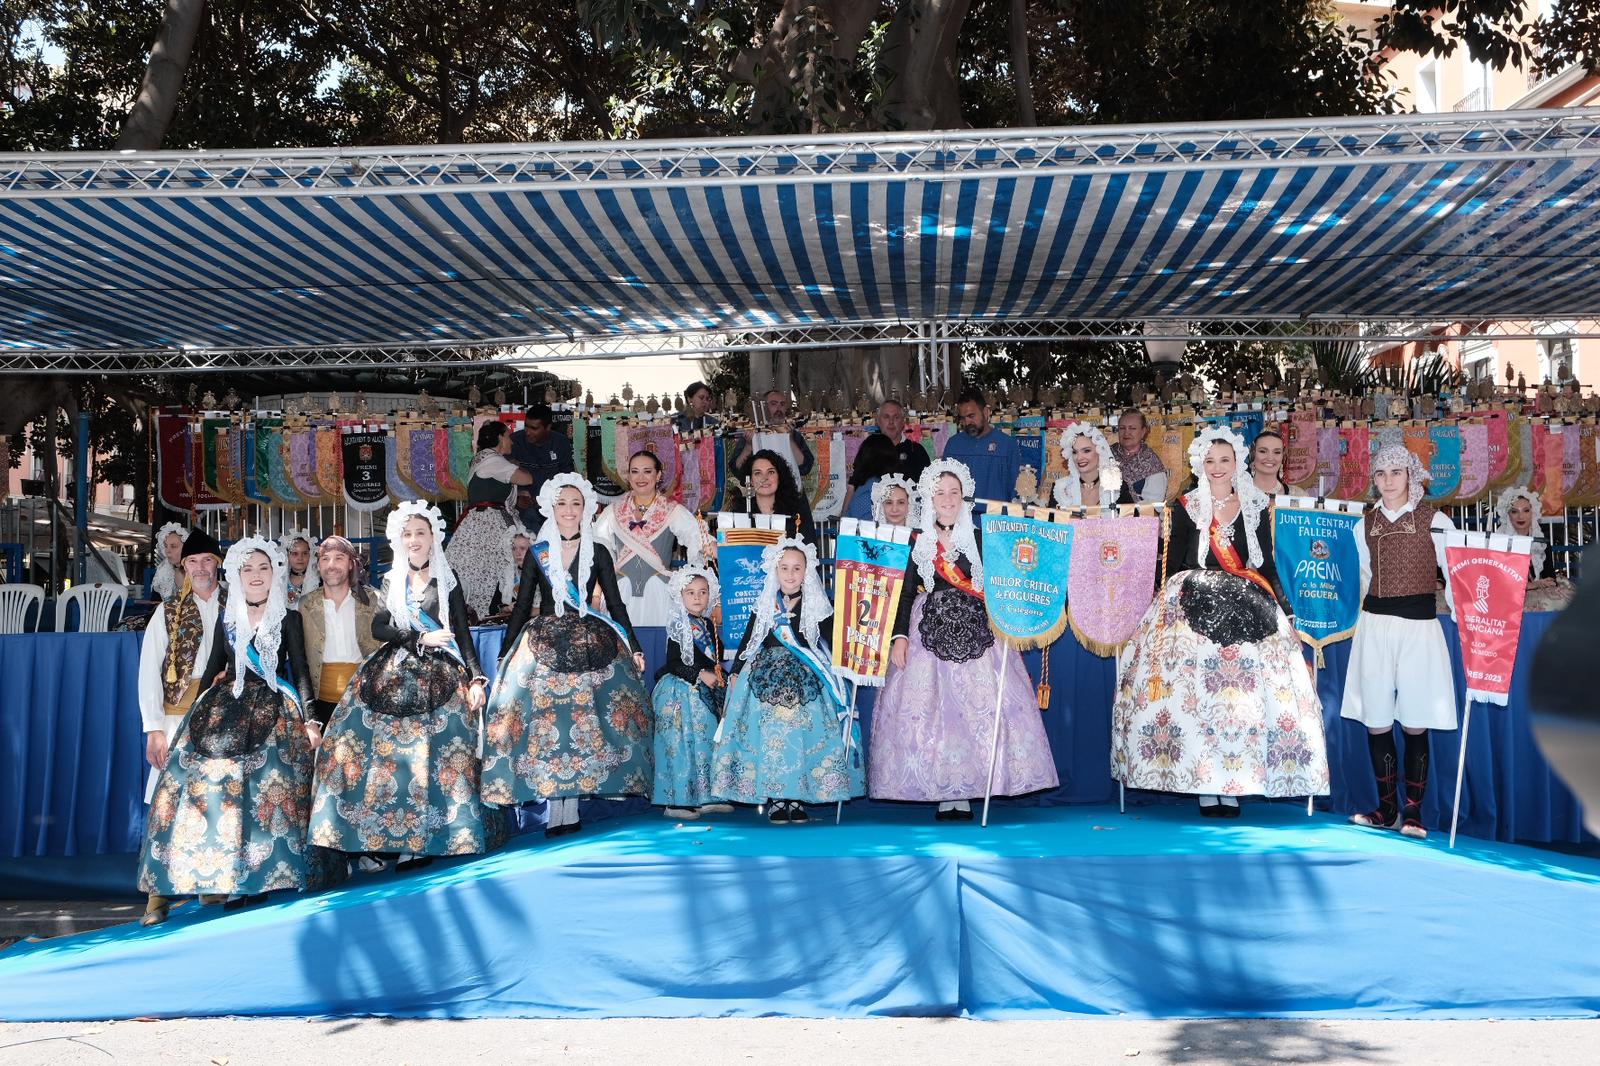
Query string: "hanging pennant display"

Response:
xmin=341 ymin=424 xmax=389 ymax=511
xmin=315 ymin=423 xmax=344 ymax=503
xmin=1284 ymin=412 xmax=1320 ymax=489
xmin=409 ymin=425 xmax=441 ymax=499
xmin=1455 ymin=419 xmax=1490 ymax=501
xmin=266 ymin=421 xmax=302 ymax=508
xmin=1273 ymin=498 xmax=1365 ymax=667
xmin=155 ymin=411 xmax=195 ymax=512
xmin=714 ymin=514 xmax=786 ymax=654
xmin=1426 ymin=421 xmax=1462 ymax=501
xmin=978 ymin=507 xmax=1074 ymax=650
xmin=1063 ymin=511 xmax=1160 ymax=656
xmin=1444 ymin=531 xmax=1532 ymax=706
xmin=385 ymin=424 xmax=417 ymax=503
xmin=830 ymin=518 xmax=914 ymax=686
xmin=434 ymin=420 xmax=464 ymax=500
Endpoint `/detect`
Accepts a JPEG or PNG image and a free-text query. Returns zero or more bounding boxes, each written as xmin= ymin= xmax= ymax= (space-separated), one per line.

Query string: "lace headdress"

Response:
xmin=221 ymin=537 xmax=288 ymax=699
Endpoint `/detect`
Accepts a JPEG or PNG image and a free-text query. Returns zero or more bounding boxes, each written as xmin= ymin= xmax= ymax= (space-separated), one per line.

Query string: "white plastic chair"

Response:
xmin=0 ymin=583 xmax=45 ymax=634
xmin=55 ymin=582 xmax=127 ymax=634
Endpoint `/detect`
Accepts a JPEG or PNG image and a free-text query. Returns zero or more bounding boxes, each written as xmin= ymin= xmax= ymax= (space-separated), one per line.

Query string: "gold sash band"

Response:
xmin=162 ymin=680 xmax=200 ymax=717
xmin=318 ymin=662 xmax=359 ymax=704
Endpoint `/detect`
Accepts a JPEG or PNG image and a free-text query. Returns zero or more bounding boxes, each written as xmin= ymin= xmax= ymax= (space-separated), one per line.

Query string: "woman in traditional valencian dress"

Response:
xmin=280 ymin=529 xmax=320 ymax=609
xmin=486 ymin=522 xmax=533 ymax=619
xmin=448 ymin=420 xmax=535 ymax=622
xmin=310 ymin=501 xmax=497 ymax=859
xmin=1496 ymin=486 xmax=1558 ymax=587
xmin=1052 ymin=422 xmax=1133 ymax=509
xmin=870 ymin=460 xmax=1059 ymax=821
xmin=712 ymin=538 xmax=864 ymax=824
xmin=595 ymin=449 xmax=712 ymax=627
xmin=1112 ymin=427 xmax=1329 ymax=818
xmin=138 ymin=538 xmax=322 ymax=924
xmin=150 ymin=522 xmax=189 ymax=603
xmin=651 ymin=565 xmax=735 ymax=821
xmin=1341 ymin=444 xmax=1457 ymax=840
xmin=871 ymin=473 xmax=918 ymax=528
xmin=481 ymin=474 xmax=652 ymax=837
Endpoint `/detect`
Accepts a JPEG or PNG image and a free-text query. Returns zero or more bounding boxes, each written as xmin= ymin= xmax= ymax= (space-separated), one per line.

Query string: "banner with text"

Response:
xmin=1445 ymin=531 xmax=1532 ymax=706
xmin=1273 ymin=498 xmax=1364 ymax=665
xmin=979 ymin=508 xmax=1074 ymax=649
xmin=830 ymin=519 xmax=914 ymax=686
xmin=715 ymin=514 xmax=786 ymax=658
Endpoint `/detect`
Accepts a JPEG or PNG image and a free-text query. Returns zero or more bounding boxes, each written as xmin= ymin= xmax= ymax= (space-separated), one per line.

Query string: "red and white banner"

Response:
xmin=1444 ymin=531 xmax=1532 ymax=706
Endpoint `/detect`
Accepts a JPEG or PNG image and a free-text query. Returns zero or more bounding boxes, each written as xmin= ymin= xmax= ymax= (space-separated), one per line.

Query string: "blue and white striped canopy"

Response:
xmin=2 ymin=109 xmax=1599 ymax=369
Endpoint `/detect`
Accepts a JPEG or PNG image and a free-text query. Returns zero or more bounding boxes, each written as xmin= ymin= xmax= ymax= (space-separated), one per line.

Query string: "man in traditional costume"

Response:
xmin=298 ymin=536 xmax=381 ymax=727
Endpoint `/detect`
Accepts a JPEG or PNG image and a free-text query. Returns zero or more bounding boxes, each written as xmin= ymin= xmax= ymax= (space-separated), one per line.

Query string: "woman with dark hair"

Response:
xmin=595 ymin=449 xmax=712 ymax=627
xmin=447 ymin=420 xmax=534 ymax=621
xmin=1248 ymin=431 xmax=1289 ymax=497
xmin=841 ymin=433 xmax=900 ymax=522
xmin=743 ymin=448 xmax=818 ymax=545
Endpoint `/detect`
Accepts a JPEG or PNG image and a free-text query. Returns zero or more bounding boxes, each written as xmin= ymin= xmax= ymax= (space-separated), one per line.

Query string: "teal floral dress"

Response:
xmin=480 ymin=541 xmax=653 ymax=803
xmin=138 ymin=614 xmax=337 ymax=896
xmin=309 ymin=577 xmax=502 ymax=856
xmin=651 ymin=619 xmax=724 ymax=807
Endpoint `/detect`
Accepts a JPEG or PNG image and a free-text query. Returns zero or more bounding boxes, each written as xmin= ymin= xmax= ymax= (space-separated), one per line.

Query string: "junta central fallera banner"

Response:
xmin=1273 ymin=497 xmax=1364 ymax=666
xmin=830 ymin=519 xmax=913 ymax=686
xmin=1444 ymin=531 xmax=1532 ymax=706
xmin=978 ymin=509 xmax=1073 ymax=649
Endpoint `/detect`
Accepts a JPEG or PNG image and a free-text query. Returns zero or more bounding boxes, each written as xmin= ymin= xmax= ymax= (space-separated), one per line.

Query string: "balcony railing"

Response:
xmin=1452 ymin=87 xmax=1486 ymax=112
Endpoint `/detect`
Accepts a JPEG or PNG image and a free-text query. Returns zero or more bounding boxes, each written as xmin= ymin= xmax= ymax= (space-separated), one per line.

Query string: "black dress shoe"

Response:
xmin=950 ymin=805 xmax=974 ymax=822
xmin=767 ymin=803 xmax=790 ymax=824
xmin=935 ymin=807 xmax=953 ymax=821
xmin=1216 ymin=803 xmax=1241 ymax=820
xmin=396 ymin=855 xmax=435 ymax=872
xmin=786 ymin=803 xmax=809 ymax=825
xmin=1198 ymin=802 xmax=1223 ymax=818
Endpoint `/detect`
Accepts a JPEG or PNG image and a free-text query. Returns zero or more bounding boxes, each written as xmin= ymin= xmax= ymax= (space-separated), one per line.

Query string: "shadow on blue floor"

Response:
xmin=2 ymin=803 xmax=1598 ymax=1021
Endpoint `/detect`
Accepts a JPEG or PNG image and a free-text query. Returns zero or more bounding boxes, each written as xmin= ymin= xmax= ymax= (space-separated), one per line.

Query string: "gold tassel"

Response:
xmin=1036 ymin=647 xmax=1051 ymax=710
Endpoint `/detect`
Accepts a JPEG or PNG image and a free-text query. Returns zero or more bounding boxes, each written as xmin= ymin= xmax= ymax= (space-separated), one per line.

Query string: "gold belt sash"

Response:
xmin=318 ymin=662 xmax=359 ymax=703
xmin=162 ymin=679 xmax=200 ymax=717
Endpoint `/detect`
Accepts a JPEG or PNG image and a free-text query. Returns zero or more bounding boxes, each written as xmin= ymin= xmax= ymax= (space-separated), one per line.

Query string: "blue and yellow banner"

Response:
xmin=714 ymin=514 xmax=785 ymax=656
xmin=1273 ymin=498 xmax=1363 ymax=666
xmin=830 ymin=519 xmax=914 ymax=686
xmin=978 ymin=509 xmax=1074 ymax=649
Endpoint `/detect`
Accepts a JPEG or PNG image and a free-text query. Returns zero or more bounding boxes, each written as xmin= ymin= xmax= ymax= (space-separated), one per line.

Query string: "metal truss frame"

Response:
xmin=11 ymin=317 xmax=1599 ymax=377
xmin=3 ymin=109 xmax=1599 ymax=200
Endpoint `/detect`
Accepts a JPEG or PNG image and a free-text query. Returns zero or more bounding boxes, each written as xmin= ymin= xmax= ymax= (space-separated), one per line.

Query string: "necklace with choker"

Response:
xmin=561 ymin=532 xmax=581 ymax=542
xmin=408 ymin=561 xmax=430 ymax=573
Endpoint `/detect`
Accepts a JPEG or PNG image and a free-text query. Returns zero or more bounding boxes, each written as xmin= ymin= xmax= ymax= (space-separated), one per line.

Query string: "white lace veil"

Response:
xmin=279 ymin=528 xmax=320 ymax=595
xmin=870 ymin=473 xmax=920 ymax=526
xmin=911 ymin=459 xmax=983 ymax=589
xmin=1496 ymin=486 xmax=1546 ymax=575
xmin=665 ymin=564 xmax=720 ymax=665
xmin=152 ymin=522 xmax=189 ymax=601
xmin=383 ymin=501 xmax=457 ymax=631
xmin=498 ymin=522 xmax=533 ymax=604
xmin=534 ymin=473 xmax=599 ymax=616
xmin=1052 ymin=422 xmax=1122 ymax=508
xmin=740 ymin=537 xmax=831 ymax=662
xmin=1183 ymin=426 xmax=1267 ymax=570
xmin=221 ymin=537 xmax=288 ymax=699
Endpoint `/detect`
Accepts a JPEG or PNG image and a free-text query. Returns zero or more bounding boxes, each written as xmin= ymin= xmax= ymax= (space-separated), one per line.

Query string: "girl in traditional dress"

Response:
xmin=652 ymin=565 xmax=735 ymax=820
xmin=1052 ymin=422 xmax=1132 ymax=509
xmin=1112 ymin=427 xmax=1329 ymax=818
xmin=447 ymin=420 xmax=535 ymax=622
xmin=486 ymin=523 xmax=533 ymax=619
xmin=712 ymin=538 xmax=865 ymax=824
xmin=279 ymin=530 xmax=319 ymax=609
xmin=1248 ymin=430 xmax=1289 ymax=497
xmin=743 ymin=449 xmax=819 ymax=545
xmin=150 ymin=522 xmax=188 ymax=602
xmin=842 ymin=433 xmax=901 ymax=522
xmin=481 ymin=474 xmax=652 ymax=837
xmin=871 ymin=460 xmax=1059 ymax=820
xmin=310 ymin=502 xmax=497 ymax=859
xmin=1342 ymin=445 xmax=1457 ymax=840
xmin=1497 ymin=486 xmax=1557 ymax=586
xmin=595 ymin=449 xmax=713 ymax=627
xmin=871 ymin=473 xmax=919 ymax=528
xmin=138 ymin=538 xmax=322 ymax=925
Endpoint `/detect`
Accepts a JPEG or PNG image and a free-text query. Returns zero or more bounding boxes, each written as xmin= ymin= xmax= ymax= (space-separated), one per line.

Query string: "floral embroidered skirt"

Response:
xmin=651 ymin=674 xmax=723 ymax=807
xmin=870 ymin=592 xmax=1059 ymax=801
xmin=711 ymin=645 xmax=865 ymax=805
xmin=480 ymin=614 xmax=653 ymax=804
xmin=445 ymin=506 xmax=512 ymax=621
xmin=139 ymin=673 xmax=338 ymax=896
xmin=1112 ymin=570 xmax=1330 ymax=798
xmin=309 ymin=644 xmax=500 ymax=856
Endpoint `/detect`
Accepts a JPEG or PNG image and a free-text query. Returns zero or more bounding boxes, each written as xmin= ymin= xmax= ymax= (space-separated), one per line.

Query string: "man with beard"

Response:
xmin=940 ymin=388 xmax=1021 ymax=505
xmin=298 ymin=536 xmax=380 ymax=726
xmin=280 ymin=530 xmax=320 ymax=608
xmin=135 ymin=529 xmax=226 ymax=926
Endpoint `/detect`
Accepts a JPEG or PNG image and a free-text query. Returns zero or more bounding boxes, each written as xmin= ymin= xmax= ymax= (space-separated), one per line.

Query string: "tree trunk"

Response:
xmin=882 ymin=0 xmax=972 ymax=131
xmin=1009 ymin=0 xmax=1035 ymax=126
xmin=117 ymin=0 xmax=207 ymax=150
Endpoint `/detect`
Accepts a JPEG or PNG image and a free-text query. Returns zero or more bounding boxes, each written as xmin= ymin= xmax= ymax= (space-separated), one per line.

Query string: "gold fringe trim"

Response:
xmin=1066 ymin=607 xmax=1133 ymax=659
xmin=1297 ymin=627 xmax=1356 ymax=670
xmin=989 ymin=609 xmax=1069 ymax=652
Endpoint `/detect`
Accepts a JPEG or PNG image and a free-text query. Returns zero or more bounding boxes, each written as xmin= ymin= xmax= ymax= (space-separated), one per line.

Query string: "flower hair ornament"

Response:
xmin=666 ymin=564 xmax=721 ymax=666
xmin=384 ymin=501 xmax=457 ymax=630
xmin=911 ymin=459 xmax=983 ymax=590
xmin=278 ymin=528 xmax=321 ymax=594
xmin=221 ymin=537 xmax=288 ymax=699
xmin=151 ymin=521 xmax=190 ymax=601
xmin=534 ymin=473 xmax=601 ymax=616
xmin=498 ymin=522 xmax=533 ymax=605
xmin=870 ymin=473 xmax=921 ymax=526
xmin=1052 ymin=422 xmax=1122 ymax=508
xmin=1369 ymin=443 xmax=1429 ymax=510
xmin=1183 ymin=426 xmax=1267 ymax=570
xmin=740 ymin=537 xmax=831 ymax=663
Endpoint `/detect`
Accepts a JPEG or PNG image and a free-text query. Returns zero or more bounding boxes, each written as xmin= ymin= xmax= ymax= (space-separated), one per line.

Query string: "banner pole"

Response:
xmin=981 ymin=650 xmax=1008 ymax=828
xmin=1449 ymin=692 xmax=1473 ymax=849
xmin=836 ymin=680 xmax=858 ymax=825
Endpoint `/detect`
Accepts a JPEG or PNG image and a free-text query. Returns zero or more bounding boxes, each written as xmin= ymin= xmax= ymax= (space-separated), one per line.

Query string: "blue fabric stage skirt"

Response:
xmin=138 ymin=673 xmax=329 ymax=896
xmin=480 ymin=614 xmax=653 ymax=803
xmin=309 ymin=644 xmax=496 ymax=856
xmin=712 ymin=646 xmax=866 ymax=804
xmin=651 ymin=674 xmax=723 ymax=807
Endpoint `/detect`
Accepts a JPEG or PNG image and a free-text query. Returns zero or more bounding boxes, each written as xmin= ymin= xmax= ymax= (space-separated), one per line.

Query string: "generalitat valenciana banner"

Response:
xmin=1273 ymin=496 xmax=1364 ymax=666
xmin=830 ymin=518 xmax=913 ymax=686
xmin=1444 ymin=530 xmax=1532 ymax=706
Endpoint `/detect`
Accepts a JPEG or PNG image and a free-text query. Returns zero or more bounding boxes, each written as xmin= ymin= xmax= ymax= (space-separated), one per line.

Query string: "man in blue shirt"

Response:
xmin=941 ymin=388 xmax=1020 ymax=505
xmin=509 ymin=403 xmax=575 ymax=527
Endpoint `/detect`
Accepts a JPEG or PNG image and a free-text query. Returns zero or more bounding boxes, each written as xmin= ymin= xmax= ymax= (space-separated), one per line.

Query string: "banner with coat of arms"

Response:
xmin=341 ymin=423 xmax=389 ymax=511
xmin=1063 ymin=511 xmax=1160 ymax=657
xmin=1273 ymin=497 xmax=1364 ymax=666
xmin=978 ymin=508 xmax=1074 ymax=650
xmin=714 ymin=513 xmax=786 ymax=656
xmin=830 ymin=518 xmax=914 ymax=686
xmin=1444 ymin=531 xmax=1532 ymax=706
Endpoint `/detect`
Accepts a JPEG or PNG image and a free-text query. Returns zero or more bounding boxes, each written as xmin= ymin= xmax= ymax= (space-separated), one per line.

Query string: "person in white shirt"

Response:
xmin=298 ymin=536 xmax=380 ymax=726
xmin=135 ymin=529 xmax=226 ymax=924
